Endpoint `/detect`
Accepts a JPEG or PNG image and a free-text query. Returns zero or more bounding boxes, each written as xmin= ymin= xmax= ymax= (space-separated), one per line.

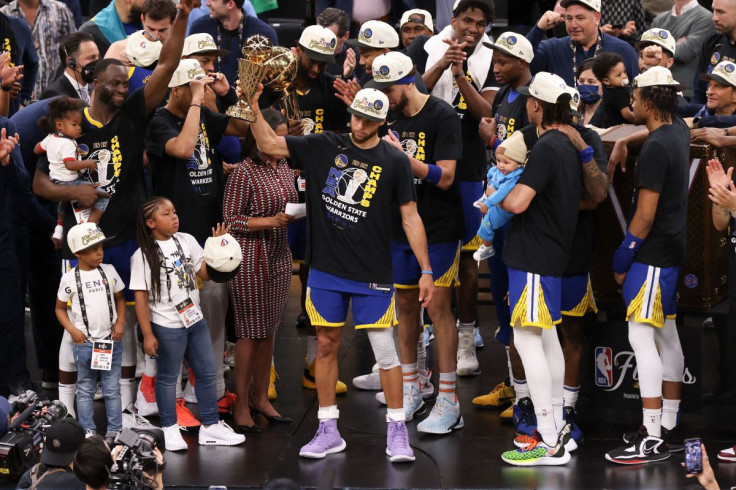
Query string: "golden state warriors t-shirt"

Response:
xmin=297 ymin=72 xmax=350 ymax=134
xmin=285 ymin=132 xmax=417 ymax=284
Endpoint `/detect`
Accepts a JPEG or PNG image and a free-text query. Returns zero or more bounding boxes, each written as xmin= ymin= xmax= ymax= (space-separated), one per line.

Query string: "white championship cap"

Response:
xmin=126 ymin=31 xmax=162 ymax=68
xmin=298 ymin=25 xmax=337 ymax=64
xmin=639 ymin=28 xmax=676 ymax=56
xmin=67 ymin=223 xmax=113 ymax=254
xmin=204 ymin=234 xmax=242 ymax=283
xmin=517 ymin=72 xmax=569 ymax=104
xmin=633 ymin=65 xmax=684 ymax=89
xmin=483 ymin=32 xmax=534 ymax=64
xmin=700 ymin=60 xmax=736 ymax=88
xmin=183 ymin=33 xmax=229 ymax=57
xmin=168 ymin=59 xmax=207 ymax=88
xmin=347 ymin=20 xmax=399 ymax=49
xmin=348 ymin=88 xmax=389 ymax=122
xmin=400 ymin=9 xmax=434 ymax=33
xmin=364 ymin=52 xmax=414 ymax=89
xmin=560 ymin=0 xmax=601 ymax=12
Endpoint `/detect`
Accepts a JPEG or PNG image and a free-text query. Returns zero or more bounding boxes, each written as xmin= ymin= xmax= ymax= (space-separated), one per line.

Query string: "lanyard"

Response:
xmin=570 ymin=31 xmax=603 ymax=87
xmin=216 ymin=14 xmax=245 ymax=73
xmin=74 ymin=266 xmax=114 ymax=339
xmin=156 ymin=235 xmax=196 ymax=302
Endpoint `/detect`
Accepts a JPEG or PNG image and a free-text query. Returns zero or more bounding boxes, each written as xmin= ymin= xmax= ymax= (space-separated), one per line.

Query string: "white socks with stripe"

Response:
xmin=661 ymin=398 xmax=680 ymax=430
xmin=563 ymin=385 xmax=580 ymax=408
xmin=513 ymin=377 xmax=529 ymax=405
xmin=438 ymin=372 xmax=457 ymax=403
xmin=402 ymin=363 xmax=419 ymax=391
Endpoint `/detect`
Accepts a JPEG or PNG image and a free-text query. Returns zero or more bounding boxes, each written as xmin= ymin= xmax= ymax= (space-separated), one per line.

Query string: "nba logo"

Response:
xmin=594 ymin=347 xmax=613 ymax=387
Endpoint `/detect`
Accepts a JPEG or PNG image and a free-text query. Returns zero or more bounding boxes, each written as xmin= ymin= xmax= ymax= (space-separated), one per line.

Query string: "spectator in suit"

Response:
xmin=40 ymin=32 xmax=99 ymax=101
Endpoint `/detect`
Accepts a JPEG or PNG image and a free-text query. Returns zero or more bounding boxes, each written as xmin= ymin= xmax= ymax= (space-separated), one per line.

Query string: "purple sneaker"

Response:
xmin=299 ymin=419 xmax=347 ymax=458
xmin=386 ymin=421 xmax=415 ymax=462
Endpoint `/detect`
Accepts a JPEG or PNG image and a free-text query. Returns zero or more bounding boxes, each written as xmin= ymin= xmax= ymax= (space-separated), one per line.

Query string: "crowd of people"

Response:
xmin=1 ymin=0 xmax=736 ymax=483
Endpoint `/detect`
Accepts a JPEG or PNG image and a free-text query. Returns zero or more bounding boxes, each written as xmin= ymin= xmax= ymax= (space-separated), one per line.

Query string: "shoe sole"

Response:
xmin=604 ymin=452 xmax=671 ymax=464
xmin=167 ymin=444 xmax=188 ymax=452
xmin=417 ymin=415 xmax=464 ymax=434
xmin=299 ymin=439 xmax=347 ymax=458
xmin=472 ymin=396 xmax=514 ymax=407
xmin=199 ymin=438 xmax=245 ymax=446
xmin=718 ymin=454 xmax=736 ymax=462
xmin=502 ymin=451 xmax=571 ymax=466
xmin=353 ymin=382 xmax=382 ymax=391
xmin=386 ymin=448 xmax=416 ymax=462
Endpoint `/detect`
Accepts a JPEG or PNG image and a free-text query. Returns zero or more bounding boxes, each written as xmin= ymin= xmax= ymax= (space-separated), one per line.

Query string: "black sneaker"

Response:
xmin=623 ymin=425 xmax=683 ymax=452
xmin=606 ymin=426 xmax=670 ymax=464
xmin=514 ymin=397 xmax=537 ymax=437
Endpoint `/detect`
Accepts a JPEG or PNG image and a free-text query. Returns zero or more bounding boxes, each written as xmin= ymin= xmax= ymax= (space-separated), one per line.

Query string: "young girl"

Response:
xmin=35 ymin=97 xmax=109 ymax=245
xmin=129 ymin=196 xmax=244 ymax=451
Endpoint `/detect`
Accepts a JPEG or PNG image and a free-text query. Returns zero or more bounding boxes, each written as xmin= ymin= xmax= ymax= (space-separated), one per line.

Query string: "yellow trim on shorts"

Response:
xmin=510 ymin=284 xmax=560 ymax=330
xmin=561 ymin=278 xmax=598 ymax=317
xmin=462 ymin=235 xmax=482 ymax=252
xmin=626 ymin=281 xmax=665 ymax=328
xmin=666 ymin=314 xmax=677 ymax=320
xmin=355 ymin=296 xmax=397 ymax=329
xmin=436 ymin=243 xmax=461 ymax=288
xmin=394 ymin=284 xmax=418 ymax=289
xmin=305 ymin=287 xmax=345 ymax=327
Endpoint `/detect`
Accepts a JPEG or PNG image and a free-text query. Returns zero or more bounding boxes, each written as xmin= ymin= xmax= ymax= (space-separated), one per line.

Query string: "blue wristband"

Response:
xmin=421 ymin=270 xmax=433 ymax=275
xmin=422 ymin=164 xmax=442 ymax=185
xmin=578 ymin=146 xmax=594 ymax=163
xmin=612 ymin=230 xmax=644 ymax=274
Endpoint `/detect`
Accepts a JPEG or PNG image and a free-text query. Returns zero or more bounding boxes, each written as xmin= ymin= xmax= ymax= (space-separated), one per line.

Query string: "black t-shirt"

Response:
xmin=298 ymin=72 xmax=350 ymax=134
xmin=145 ymin=106 xmax=229 ymax=243
xmin=630 ymin=117 xmax=690 ymax=267
xmin=453 ymin=60 xmax=494 ymax=181
xmin=387 ymin=95 xmax=463 ymax=244
xmin=285 ymin=132 xmax=417 ymax=283
xmin=589 ymin=85 xmax=630 ymax=129
xmin=695 ymin=33 xmax=736 ymax=103
xmin=492 ymin=84 xmax=529 ymax=147
xmin=17 ymin=465 xmax=85 ymax=489
xmin=519 ymin=123 xmax=608 ymax=274
xmin=503 ymin=130 xmax=582 ymax=276
xmin=404 ymin=35 xmax=430 ymax=74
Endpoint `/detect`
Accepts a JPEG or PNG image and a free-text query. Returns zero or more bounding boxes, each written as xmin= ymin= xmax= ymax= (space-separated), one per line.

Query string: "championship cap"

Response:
xmin=41 ymin=419 xmax=85 ymax=467
xmin=400 ymin=9 xmax=434 ymax=33
xmin=700 ymin=60 xmax=736 ymax=88
xmin=364 ymin=52 xmax=415 ymax=89
xmin=517 ymin=72 xmax=569 ymax=104
xmin=566 ymin=85 xmax=582 ymax=116
xmin=560 ymin=0 xmax=601 ymax=11
xmin=497 ymin=131 xmax=527 ymax=164
xmin=183 ymin=33 xmax=229 ymax=57
xmin=483 ymin=32 xmax=534 ymax=63
xmin=168 ymin=59 xmax=207 ymax=87
xmin=347 ymin=20 xmax=399 ymax=49
xmin=67 ymin=222 xmax=113 ymax=254
xmin=126 ymin=30 xmax=162 ymax=68
xmin=639 ymin=28 xmax=676 ymax=56
xmin=348 ymin=88 xmax=389 ymax=122
xmin=204 ymin=234 xmax=242 ymax=283
xmin=298 ymin=25 xmax=337 ymax=64
xmin=633 ymin=65 xmax=684 ymax=89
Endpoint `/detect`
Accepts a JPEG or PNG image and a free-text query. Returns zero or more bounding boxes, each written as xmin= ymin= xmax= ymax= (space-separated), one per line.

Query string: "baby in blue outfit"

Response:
xmin=473 ymin=131 xmax=526 ymax=261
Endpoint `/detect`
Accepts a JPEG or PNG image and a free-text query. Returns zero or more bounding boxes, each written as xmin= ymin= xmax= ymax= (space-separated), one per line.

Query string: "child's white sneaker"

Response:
xmin=473 ymin=244 xmax=495 ymax=261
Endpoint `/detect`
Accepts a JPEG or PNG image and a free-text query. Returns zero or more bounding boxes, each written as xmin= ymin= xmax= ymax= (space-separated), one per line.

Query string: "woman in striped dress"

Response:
xmin=223 ymin=109 xmax=298 ymax=432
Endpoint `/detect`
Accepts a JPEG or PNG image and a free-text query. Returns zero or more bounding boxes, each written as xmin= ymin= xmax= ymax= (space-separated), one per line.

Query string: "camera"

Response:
xmin=108 ymin=427 xmax=165 ymax=489
xmin=0 ymin=391 xmax=68 ymax=480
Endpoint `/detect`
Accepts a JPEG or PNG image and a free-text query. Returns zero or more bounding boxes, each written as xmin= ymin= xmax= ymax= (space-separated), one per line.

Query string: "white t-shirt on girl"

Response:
xmin=57 ymin=263 xmax=125 ymax=340
xmin=129 ymin=232 xmax=205 ymax=328
xmin=39 ymin=133 xmax=83 ymax=182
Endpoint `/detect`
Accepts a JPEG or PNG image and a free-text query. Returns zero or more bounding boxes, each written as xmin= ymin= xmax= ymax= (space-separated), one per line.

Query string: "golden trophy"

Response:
xmin=226 ymin=35 xmax=298 ymax=121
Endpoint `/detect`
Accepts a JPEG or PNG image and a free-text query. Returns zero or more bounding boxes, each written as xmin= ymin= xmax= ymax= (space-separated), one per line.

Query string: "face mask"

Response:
xmin=578 ymin=84 xmax=601 ymax=104
xmin=80 ymin=60 xmax=98 ymax=85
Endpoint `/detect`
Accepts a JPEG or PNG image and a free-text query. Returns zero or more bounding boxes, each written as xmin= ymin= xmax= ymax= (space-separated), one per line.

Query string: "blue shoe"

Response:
xmin=473 ymin=327 xmax=483 ymax=348
xmin=563 ymin=406 xmax=583 ymax=444
xmin=514 ymin=397 xmax=537 ymax=437
xmin=417 ymin=396 xmax=464 ymax=435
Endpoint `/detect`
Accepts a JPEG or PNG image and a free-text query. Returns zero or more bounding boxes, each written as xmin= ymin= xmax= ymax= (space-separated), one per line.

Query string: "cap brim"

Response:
xmin=700 ymin=71 xmax=734 ymax=88
xmin=301 ymin=46 xmax=336 ymax=64
xmin=363 ymin=78 xmax=396 ymax=89
xmin=487 ymin=43 xmax=529 ymax=62
xmin=347 ymin=106 xmax=384 ymax=122
xmin=346 ymin=38 xmax=365 ymax=48
xmin=187 ymin=48 xmax=230 ymax=58
xmin=206 ymin=263 xmax=241 ymax=283
xmin=73 ymin=235 xmax=115 ymax=254
xmin=560 ymin=0 xmax=598 ymax=10
xmin=41 ymin=450 xmax=75 ymax=467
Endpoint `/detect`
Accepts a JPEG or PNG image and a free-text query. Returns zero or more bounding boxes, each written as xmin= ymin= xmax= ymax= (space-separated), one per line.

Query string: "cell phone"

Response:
xmin=611 ymin=24 xmax=624 ymax=29
xmin=685 ymin=438 xmax=703 ymax=474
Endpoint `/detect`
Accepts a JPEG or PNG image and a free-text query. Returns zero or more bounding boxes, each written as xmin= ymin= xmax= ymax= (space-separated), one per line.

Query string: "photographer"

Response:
xmin=16 ymin=419 xmax=85 ymax=489
xmin=73 ymin=435 xmax=165 ymax=490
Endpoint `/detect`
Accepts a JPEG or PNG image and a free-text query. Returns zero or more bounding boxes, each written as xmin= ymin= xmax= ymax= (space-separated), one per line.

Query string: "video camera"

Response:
xmin=0 ymin=391 xmax=68 ymax=480
xmin=108 ymin=427 xmax=166 ymax=490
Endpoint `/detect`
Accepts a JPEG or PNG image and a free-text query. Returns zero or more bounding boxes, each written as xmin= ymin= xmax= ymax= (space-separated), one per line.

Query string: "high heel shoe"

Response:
xmin=236 ymin=423 xmax=262 ymax=434
xmin=251 ymin=406 xmax=293 ymax=423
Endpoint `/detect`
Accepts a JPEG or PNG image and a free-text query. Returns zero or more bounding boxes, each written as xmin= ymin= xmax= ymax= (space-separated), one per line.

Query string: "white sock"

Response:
xmin=535 ymin=405 xmax=557 ymax=446
xmin=306 ymin=335 xmax=318 ymax=367
xmin=643 ymin=408 xmax=662 ymax=438
xmin=552 ymin=397 xmax=564 ymax=430
xmin=417 ymin=332 xmax=428 ymax=375
xmin=513 ymin=378 xmax=529 ymax=405
xmin=58 ymin=383 xmax=76 ymax=418
xmin=438 ymin=372 xmax=457 ymax=403
xmin=661 ymin=399 xmax=680 ymax=430
xmin=317 ymin=405 xmax=339 ymax=420
xmin=144 ymin=356 xmax=157 ymax=377
xmin=457 ymin=320 xmax=474 ymax=333
xmin=506 ymin=346 xmax=513 ymax=385
xmin=386 ymin=408 xmax=405 ymax=422
xmin=563 ymin=385 xmax=580 ymax=409
xmin=402 ymin=363 xmax=419 ymax=391
xmin=120 ymin=378 xmax=136 ymax=411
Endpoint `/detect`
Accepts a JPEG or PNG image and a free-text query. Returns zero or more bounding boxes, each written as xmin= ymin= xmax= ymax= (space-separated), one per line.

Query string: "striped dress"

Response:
xmin=223 ymin=156 xmax=298 ymax=339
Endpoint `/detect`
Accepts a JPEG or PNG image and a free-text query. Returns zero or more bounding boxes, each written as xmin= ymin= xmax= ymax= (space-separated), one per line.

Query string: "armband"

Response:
xmin=421 ymin=270 xmax=433 ymax=275
xmin=612 ymin=230 xmax=644 ymax=274
xmin=422 ymin=164 xmax=442 ymax=185
xmin=577 ymin=146 xmax=595 ymax=163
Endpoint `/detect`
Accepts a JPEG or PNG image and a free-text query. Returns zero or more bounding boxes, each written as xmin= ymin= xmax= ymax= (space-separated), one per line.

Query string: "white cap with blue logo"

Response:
xmin=298 ymin=25 xmax=337 ymax=64
xmin=348 ymin=88 xmax=389 ymax=122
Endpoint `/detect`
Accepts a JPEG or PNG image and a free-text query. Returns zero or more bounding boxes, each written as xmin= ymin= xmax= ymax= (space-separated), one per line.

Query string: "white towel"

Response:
xmin=424 ymin=25 xmax=494 ymax=104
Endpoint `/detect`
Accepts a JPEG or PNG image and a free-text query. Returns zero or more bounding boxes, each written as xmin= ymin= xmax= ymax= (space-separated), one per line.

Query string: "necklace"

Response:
xmin=215 ymin=13 xmax=245 ymax=72
xmin=570 ymin=30 xmax=603 ymax=87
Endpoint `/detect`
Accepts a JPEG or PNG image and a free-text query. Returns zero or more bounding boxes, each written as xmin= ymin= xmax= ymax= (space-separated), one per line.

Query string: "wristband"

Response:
xmin=453 ymin=72 xmax=462 ymax=80
xmin=1 ymin=84 xmax=10 ymax=92
xmin=612 ymin=230 xmax=644 ymax=274
xmin=577 ymin=146 xmax=594 ymax=163
xmin=422 ymin=164 xmax=442 ymax=185
xmin=190 ymin=103 xmax=201 ymax=109
xmin=421 ymin=270 xmax=433 ymax=275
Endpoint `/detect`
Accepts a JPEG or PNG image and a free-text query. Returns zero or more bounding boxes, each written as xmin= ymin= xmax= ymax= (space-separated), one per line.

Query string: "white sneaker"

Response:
xmin=182 ymin=380 xmax=197 ymax=403
xmin=353 ymin=364 xmax=382 ymax=390
xmin=163 ymin=425 xmax=188 ymax=451
xmin=375 ymin=391 xmax=387 ymax=405
xmin=403 ymin=385 xmax=426 ymax=421
xmin=122 ymin=405 xmax=155 ymax=429
xmin=417 ymin=396 xmax=464 ymax=434
xmin=418 ymin=371 xmax=434 ymax=399
xmin=456 ymin=328 xmax=480 ymax=376
xmin=199 ymin=421 xmax=245 ymax=446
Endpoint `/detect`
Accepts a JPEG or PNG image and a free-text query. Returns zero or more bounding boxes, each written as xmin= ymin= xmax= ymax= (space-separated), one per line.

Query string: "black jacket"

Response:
xmin=39 ymin=75 xmax=81 ymax=100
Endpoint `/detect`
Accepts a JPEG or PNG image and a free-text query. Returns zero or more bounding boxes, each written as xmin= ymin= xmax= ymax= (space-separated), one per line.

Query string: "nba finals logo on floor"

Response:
xmin=594 ymin=346 xmax=612 ymax=387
